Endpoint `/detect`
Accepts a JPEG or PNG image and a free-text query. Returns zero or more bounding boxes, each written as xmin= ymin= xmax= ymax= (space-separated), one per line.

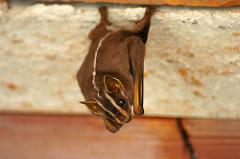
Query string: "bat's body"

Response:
xmin=77 ymin=6 xmax=155 ymax=132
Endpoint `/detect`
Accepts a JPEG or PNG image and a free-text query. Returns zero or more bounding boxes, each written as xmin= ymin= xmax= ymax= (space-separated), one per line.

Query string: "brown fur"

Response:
xmin=77 ymin=6 xmax=155 ymax=132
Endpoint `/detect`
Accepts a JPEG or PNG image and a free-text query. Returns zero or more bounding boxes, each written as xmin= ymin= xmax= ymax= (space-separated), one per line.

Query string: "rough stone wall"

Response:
xmin=0 ymin=1 xmax=240 ymax=118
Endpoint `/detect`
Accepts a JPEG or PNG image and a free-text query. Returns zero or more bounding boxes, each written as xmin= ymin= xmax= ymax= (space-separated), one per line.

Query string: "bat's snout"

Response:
xmin=113 ymin=109 xmax=132 ymax=125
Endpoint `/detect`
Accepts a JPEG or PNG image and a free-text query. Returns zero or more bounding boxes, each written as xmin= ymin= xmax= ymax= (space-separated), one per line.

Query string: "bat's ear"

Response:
xmin=103 ymin=75 xmax=123 ymax=93
xmin=80 ymin=100 xmax=104 ymax=116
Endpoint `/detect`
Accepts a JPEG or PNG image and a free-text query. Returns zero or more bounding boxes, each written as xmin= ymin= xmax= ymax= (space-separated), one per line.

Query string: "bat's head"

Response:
xmin=80 ymin=75 xmax=132 ymax=133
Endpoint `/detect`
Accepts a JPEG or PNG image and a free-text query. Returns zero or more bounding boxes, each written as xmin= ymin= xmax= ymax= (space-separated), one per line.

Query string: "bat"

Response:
xmin=77 ymin=6 xmax=155 ymax=133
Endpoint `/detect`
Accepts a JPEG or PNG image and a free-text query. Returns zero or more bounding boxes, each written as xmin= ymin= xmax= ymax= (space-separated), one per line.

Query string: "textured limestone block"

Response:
xmin=0 ymin=2 xmax=240 ymax=118
xmin=0 ymin=1 xmax=7 ymax=21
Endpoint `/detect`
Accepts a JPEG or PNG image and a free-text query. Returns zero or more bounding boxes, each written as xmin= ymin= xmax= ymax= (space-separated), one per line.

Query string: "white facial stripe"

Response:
xmin=103 ymin=91 xmax=130 ymax=124
xmin=120 ymin=90 xmax=133 ymax=115
xmin=118 ymin=89 xmax=133 ymax=115
xmin=120 ymin=90 xmax=128 ymax=101
xmin=94 ymin=98 xmax=116 ymax=118
xmin=92 ymin=33 xmax=111 ymax=99
xmin=97 ymin=91 xmax=130 ymax=125
xmin=104 ymin=91 xmax=122 ymax=111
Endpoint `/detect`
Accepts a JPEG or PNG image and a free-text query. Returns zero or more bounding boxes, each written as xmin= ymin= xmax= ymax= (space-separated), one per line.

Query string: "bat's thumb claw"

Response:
xmin=134 ymin=105 xmax=144 ymax=116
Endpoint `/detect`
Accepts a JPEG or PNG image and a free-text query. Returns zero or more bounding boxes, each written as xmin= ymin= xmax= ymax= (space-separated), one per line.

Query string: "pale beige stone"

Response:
xmin=0 ymin=2 xmax=240 ymax=118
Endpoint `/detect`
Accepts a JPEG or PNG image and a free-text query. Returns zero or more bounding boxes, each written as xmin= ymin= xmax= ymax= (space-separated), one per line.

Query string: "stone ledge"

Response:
xmin=0 ymin=1 xmax=240 ymax=118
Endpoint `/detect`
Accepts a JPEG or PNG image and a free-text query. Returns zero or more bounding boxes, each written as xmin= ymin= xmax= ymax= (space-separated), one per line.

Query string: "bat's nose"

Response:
xmin=113 ymin=109 xmax=131 ymax=125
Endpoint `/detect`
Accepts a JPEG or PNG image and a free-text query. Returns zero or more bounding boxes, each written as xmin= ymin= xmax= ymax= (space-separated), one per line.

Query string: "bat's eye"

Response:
xmin=119 ymin=99 xmax=125 ymax=106
xmin=106 ymin=112 xmax=113 ymax=118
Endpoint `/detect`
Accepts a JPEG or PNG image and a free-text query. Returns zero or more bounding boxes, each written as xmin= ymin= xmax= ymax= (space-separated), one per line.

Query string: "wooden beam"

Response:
xmin=1 ymin=114 xmax=240 ymax=159
xmin=0 ymin=114 xmax=190 ymax=159
xmin=182 ymin=119 xmax=240 ymax=159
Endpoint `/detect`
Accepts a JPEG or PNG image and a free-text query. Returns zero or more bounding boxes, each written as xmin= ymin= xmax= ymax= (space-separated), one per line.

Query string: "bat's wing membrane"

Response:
xmin=128 ymin=37 xmax=145 ymax=116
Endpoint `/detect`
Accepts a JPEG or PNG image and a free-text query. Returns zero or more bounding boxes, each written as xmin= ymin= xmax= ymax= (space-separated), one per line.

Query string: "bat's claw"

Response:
xmin=99 ymin=6 xmax=108 ymax=15
xmin=99 ymin=6 xmax=112 ymax=26
xmin=145 ymin=6 xmax=156 ymax=16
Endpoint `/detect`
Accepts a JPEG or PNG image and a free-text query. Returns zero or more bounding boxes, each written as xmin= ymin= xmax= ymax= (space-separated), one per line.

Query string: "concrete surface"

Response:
xmin=0 ymin=1 xmax=240 ymax=118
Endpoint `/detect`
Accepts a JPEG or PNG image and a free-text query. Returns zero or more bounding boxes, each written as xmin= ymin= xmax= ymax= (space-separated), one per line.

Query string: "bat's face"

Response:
xmin=80 ymin=75 xmax=132 ymax=133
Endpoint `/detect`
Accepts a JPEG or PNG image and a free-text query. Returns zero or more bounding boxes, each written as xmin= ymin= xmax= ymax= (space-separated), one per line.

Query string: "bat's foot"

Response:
xmin=99 ymin=6 xmax=108 ymax=15
xmin=134 ymin=6 xmax=155 ymax=24
xmin=99 ymin=6 xmax=112 ymax=26
xmin=88 ymin=6 xmax=111 ymax=40
xmin=133 ymin=5 xmax=155 ymax=43
xmin=145 ymin=5 xmax=156 ymax=17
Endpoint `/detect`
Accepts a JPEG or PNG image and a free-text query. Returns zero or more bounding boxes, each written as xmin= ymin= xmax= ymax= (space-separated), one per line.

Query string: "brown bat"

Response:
xmin=77 ymin=6 xmax=155 ymax=133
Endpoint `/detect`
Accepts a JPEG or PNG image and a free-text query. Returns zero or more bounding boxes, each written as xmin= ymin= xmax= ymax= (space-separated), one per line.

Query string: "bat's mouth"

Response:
xmin=103 ymin=118 xmax=123 ymax=133
xmin=113 ymin=109 xmax=132 ymax=125
xmin=103 ymin=109 xmax=131 ymax=133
